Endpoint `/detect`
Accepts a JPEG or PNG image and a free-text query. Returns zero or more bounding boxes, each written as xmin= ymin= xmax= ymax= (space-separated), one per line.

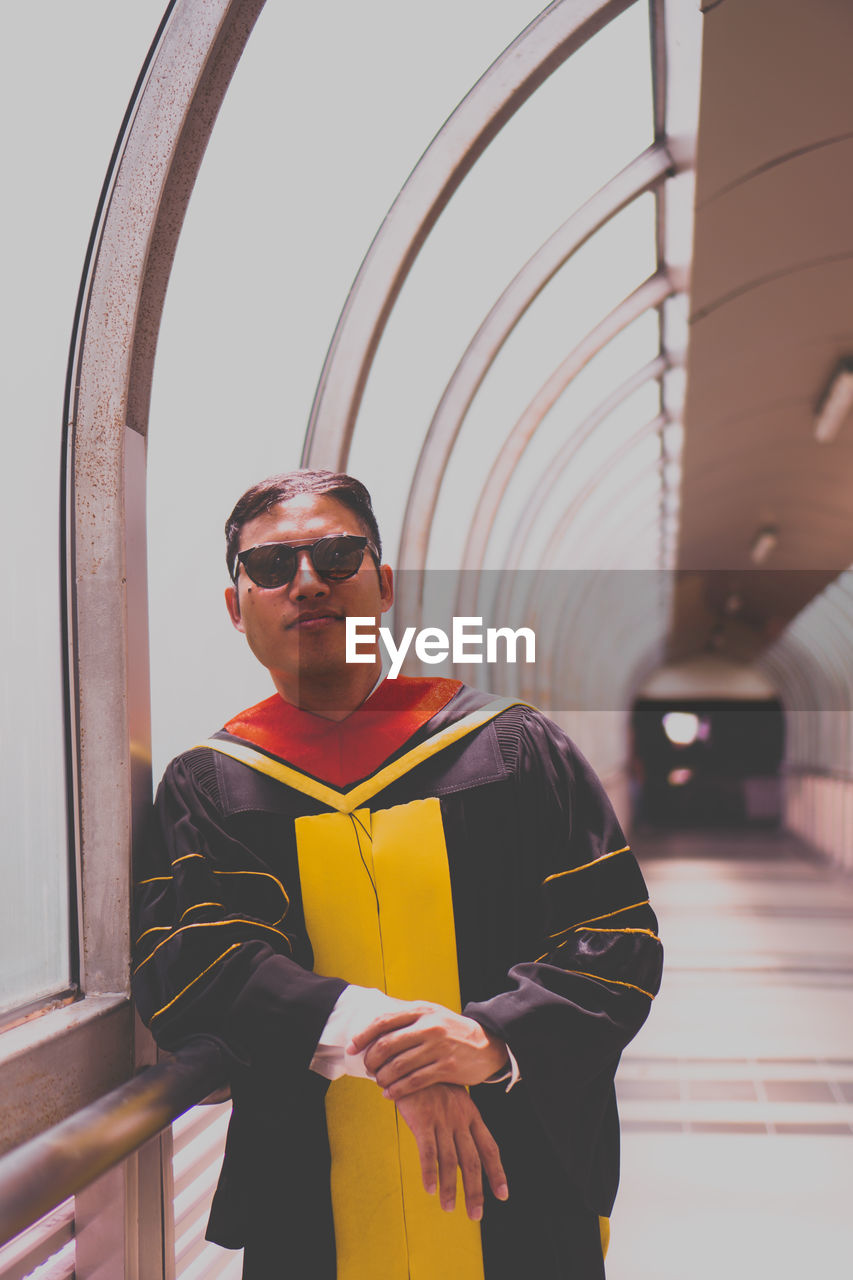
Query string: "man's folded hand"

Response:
xmin=395 ymin=1083 xmax=508 ymax=1220
xmin=347 ymin=1001 xmax=510 ymax=1098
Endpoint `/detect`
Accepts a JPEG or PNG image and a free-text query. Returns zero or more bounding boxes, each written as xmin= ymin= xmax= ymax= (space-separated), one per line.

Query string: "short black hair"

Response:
xmin=225 ymin=469 xmax=382 ymax=581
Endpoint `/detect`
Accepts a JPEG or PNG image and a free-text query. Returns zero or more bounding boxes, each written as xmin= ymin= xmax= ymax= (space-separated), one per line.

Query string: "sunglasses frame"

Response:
xmin=232 ymin=534 xmax=378 ymax=588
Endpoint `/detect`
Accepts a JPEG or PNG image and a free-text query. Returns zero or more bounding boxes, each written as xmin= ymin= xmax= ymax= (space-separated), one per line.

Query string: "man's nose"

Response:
xmin=288 ymin=549 xmax=330 ymax=597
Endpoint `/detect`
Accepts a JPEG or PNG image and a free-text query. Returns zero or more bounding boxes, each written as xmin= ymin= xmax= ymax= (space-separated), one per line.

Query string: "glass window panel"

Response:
xmin=1 ymin=0 xmax=167 ymax=1014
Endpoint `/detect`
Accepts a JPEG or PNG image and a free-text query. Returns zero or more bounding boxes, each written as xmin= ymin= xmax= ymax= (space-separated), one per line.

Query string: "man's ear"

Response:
xmin=225 ymin=584 xmax=245 ymax=632
xmin=379 ymin=564 xmax=394 ymax=614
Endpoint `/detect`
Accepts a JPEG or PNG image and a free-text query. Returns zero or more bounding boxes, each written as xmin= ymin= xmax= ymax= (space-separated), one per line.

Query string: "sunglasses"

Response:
xmin=233 ymin=534 xmax=377 ymax=589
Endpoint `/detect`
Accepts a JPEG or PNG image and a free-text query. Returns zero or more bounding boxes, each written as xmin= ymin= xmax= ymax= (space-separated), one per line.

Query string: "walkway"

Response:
xmin=608 ymin=829 xmax=853 ymax=1279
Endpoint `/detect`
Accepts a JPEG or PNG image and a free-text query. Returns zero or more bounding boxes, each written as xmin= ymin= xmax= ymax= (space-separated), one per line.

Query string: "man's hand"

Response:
xmin=347 ymin=1002 xmax=509 ymax=1100
xmin=395 ymin=1083 xmax=508 ymax=1220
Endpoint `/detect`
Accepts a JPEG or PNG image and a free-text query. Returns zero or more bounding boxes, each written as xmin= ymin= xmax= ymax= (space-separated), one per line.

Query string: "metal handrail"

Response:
xmin=0 ymin=1042 xmax=227 ymax=1249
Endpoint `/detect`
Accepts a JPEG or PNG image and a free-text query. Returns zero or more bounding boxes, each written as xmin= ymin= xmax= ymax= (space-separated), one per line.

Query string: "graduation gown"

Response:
xmin=132 ymin=678 xmax=662 ymax=1279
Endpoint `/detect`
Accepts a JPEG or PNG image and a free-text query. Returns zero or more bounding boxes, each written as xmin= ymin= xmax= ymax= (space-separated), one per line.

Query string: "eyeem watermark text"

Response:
xmin=347 ymin=616 xmax=536 ymax=679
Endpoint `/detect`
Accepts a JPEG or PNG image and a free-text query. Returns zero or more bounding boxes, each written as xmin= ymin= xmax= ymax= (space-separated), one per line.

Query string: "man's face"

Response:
xmin=224 ymin=493 xmax=393 ymax=694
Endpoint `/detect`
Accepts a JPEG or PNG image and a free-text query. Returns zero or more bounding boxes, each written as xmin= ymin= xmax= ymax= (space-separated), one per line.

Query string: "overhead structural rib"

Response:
xmin=396 ymin=142 xmax=673 ymax=577
xmin=483 ymin=355 xmax=670 ymax=626
xmin=454 ymin=270 xmax=674 ymax=620
xmin=491 ymin=408 xmax=668 ymax=689
xmin=302 ymin=0 xmax=636 ymax=470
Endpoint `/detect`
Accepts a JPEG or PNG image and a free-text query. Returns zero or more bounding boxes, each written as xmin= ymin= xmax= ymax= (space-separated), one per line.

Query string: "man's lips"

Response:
xmin=287 ymin=611 xmax=344 ymax=629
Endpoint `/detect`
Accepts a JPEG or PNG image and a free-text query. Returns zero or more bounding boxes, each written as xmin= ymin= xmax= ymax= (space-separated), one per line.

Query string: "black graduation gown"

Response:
xmin=132 ymin=682 xmax=663 ymax=1278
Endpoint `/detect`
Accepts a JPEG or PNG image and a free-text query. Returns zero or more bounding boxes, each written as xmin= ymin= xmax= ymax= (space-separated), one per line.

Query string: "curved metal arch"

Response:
xmin=758 ymin=645 xmax=808 ymax=713
xmin=517 ymin=489 xmax=667 ymax=708
xmin=809 ymin=595 xmax=853 ymax=709
xmin=535 ymin=544 xmax=667 ymax=711
xmin=453 ymin=271 xmax=673 ymax=623
xmin=540 ymin=506 xmax=668 ymax=708
xmin=457 ymin=387 xmax=666 ymax=689
xmin=394 ymin=143 xmax=673 ymax=593
xmin=482 ymin=358 xmax=668 ymax=670
xmin=557 ymin=602 xmax=667 ymax=717
xmin=65 ymin=0 xmax=266 ymax=998
xmin=501 ymin=354 xmax=670 ymax=576
xmin=780 ymin=595 xmax=853 ymax=754
xmin=541 ymin=421 xmax=665 ymax=564
xmin=758 ymin=620 xmax=836 ymax=718
xmin=484 ymin=409 xmax=666 ymax=691
xmin=821 ymin=583 xmax=853 ymax=738
xmin=763 ymin=633 xmax=841 ymax=771
xmin=302 ymin=0 xmax=637 ymax=470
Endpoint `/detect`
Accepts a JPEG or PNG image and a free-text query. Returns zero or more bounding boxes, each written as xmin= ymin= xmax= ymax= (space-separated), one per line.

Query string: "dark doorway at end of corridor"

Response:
xmin=630 ymin=698 xmax=785 ymax=828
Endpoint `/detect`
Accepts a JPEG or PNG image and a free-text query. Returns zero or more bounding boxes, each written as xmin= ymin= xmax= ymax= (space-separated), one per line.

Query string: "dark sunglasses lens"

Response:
xmin=312 ymin=536 xmax=366 ymax=579
xmin=241 ymin=545 xmax=297 ymax=588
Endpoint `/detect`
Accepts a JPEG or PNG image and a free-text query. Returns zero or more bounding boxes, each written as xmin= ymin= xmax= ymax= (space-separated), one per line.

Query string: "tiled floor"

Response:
xmin=607 ymin=829 xmax=853 ymax=1279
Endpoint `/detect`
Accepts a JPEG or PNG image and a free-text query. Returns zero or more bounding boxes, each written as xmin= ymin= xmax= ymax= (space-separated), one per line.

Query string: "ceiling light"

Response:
xmin=814 ymin=357 xmax=853 ymax=443
xmin=663 ymin=711 xmax=700 ymax=746
xmin=750 ymin=525 xmax=778 ymax=564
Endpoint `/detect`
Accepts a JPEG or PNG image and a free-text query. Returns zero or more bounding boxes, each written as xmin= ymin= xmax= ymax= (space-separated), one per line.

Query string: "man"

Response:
xmin=133 ymin=469 xmax=662 ymax=1279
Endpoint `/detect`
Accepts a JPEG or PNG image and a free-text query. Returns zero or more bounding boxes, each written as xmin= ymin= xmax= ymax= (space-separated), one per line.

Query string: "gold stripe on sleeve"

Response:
xmin=212 ymin=868 xmax=289 ymax=908
xmin=150 ymin=943 xmax=242 ymax=1022
xmin=550 ymin=899 xmax=652 ymax=939
xmin=179 ymin=902 xmax=224 ymax=921
xmin=580 ymin=926 xmax=660 ymax=940
xmin=136 ymin=925 xmax=171 ymax=945
xmin=559 ymin=968 xmax=656 ymax=1000
xmin=541 ymin=846 xmax=630 ymax=884
xmin=131 ymin=917 xmax=292 ymax=976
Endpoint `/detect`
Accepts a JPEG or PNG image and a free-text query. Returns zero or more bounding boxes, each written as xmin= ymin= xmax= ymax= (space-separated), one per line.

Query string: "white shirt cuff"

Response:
xmin=310 ymin=988 xmax=522 ymax=1092
xmin=309 ymin=986 xmax=400 ymax=1081
xmin=482 ymin=1045 xmax=522 ymax=1092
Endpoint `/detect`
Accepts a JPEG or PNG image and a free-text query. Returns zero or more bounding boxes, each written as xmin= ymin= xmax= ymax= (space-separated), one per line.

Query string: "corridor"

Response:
xmin=609 ymin=830 xmax=853 ymax=1278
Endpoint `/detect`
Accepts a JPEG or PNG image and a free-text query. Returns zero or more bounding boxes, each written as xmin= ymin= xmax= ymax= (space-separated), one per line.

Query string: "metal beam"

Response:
xmin=0 ymin=1045 xmax=226 ymax=1250
xmin=64 ymin=0 xmax=266 ymax=998
xmin=59 ymin=1 xmax=266 ymax=1268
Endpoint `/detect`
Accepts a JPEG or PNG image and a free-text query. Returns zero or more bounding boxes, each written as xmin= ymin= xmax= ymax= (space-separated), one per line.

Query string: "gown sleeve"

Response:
xmin=462 ymin=709 xmax=663 ymax=1198
xmin=131 ymin=750 xmax=346 ymax=1071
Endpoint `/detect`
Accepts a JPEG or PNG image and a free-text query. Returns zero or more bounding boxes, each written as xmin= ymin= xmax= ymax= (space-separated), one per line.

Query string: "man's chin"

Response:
xmin=283 ymin=648 xmax=381 ymax=690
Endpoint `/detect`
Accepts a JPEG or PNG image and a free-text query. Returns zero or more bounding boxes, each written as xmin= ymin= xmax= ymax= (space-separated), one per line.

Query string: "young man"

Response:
xmin=133 ymin=470 xmax=662 ymax=1279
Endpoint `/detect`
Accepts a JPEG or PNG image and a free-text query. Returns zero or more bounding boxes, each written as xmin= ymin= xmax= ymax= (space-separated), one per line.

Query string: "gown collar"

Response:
xmin=220 ymin=677 xmax=463 ymax=788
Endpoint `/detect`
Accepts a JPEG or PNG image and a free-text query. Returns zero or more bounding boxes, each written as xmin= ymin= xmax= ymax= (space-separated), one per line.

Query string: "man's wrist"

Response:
xmin=480 ymin=1029 xmax=511 ymax=1079
xmin=310 ymin=986 xmax=402 ymax=1080
xmin=469 ymin=1022 xmax=521 ymax=1091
